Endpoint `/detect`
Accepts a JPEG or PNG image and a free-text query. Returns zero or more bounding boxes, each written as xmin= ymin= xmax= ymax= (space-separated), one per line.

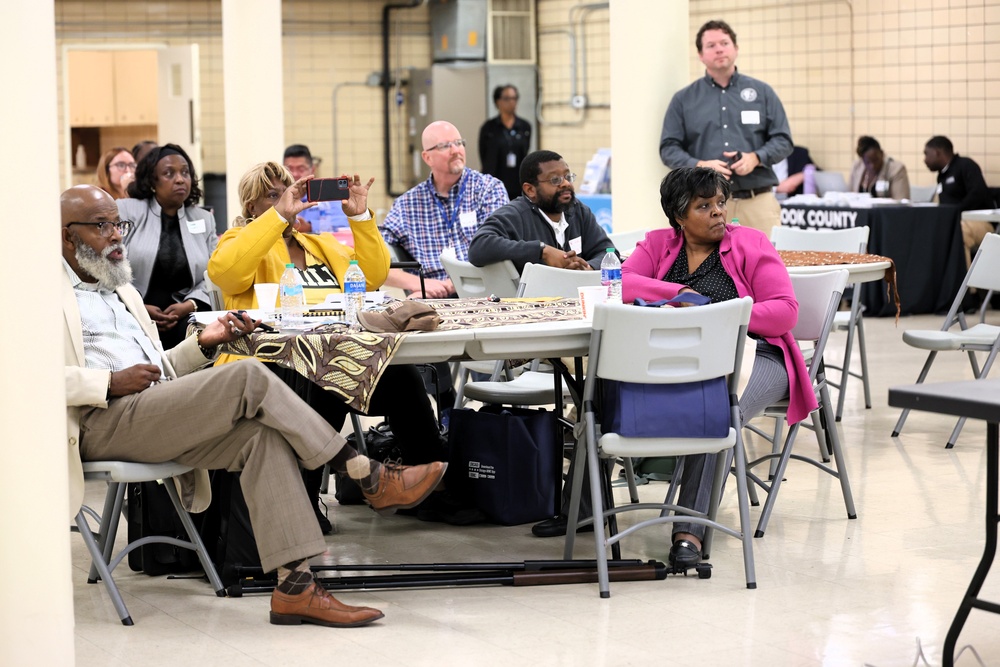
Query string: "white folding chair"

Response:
xmin=439 ymin=246 xmax=520 ymax=299
xmin=203 ymin=270 xmax=224 ymax=310
xmin=607 ymin=229 xmax=648 ymax=257
xmin=74 ymin=461 xmax=225 ymax=625
xmin=564 ymin=298 xmax=757 ymax=596
xmin=743 ymin=270 xmax=857 ymax=537
xmin=891 ymin=233 xmax=1000 ymax=448
xmin=771 ymin=225 xmax=871 ymax=420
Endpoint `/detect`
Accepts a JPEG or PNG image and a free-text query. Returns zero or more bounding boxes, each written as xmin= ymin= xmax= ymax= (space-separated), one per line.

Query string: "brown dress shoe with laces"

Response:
xmin=270 ymin=582 xmax=384 ymax=627
xmin=363 ymin=461 xmax=447 ymax=515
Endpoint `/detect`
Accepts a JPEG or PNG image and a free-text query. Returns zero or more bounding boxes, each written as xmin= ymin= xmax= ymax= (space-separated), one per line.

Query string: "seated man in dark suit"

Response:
xmin=62 ymin=184 xmax=446 ymax=628
xmin=468 ymin=150 xmax=617 ymax=273
xmin=924 ymin=135 xmax=996 ymax=268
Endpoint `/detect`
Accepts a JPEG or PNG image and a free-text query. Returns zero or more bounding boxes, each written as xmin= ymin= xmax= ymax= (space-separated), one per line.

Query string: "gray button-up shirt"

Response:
xmin=659 ymin=69 xmax=793 ymax=191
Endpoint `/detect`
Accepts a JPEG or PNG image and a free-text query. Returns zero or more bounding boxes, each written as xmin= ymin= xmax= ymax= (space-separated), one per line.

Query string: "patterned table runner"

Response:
xmin=779 ymin=250 xmax=900 ymax=320
xmin=222 ymin=297 xmax=583 ymax=411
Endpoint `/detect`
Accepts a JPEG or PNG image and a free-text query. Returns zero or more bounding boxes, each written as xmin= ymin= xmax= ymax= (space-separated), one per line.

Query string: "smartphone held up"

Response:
xmin=307 ymin=177 xmax=351 ymax=202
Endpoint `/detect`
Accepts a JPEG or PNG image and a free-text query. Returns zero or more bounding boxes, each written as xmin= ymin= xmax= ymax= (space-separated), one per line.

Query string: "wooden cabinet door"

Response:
xmin=67 ymin=51 xmax=115 ymax=127
xmin=113 ymin=51 xmax=158 ymax=125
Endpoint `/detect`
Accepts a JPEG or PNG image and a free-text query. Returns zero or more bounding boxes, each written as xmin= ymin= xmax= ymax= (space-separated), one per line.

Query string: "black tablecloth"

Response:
xmin=780 ymin=204 xmax=965 ymax=316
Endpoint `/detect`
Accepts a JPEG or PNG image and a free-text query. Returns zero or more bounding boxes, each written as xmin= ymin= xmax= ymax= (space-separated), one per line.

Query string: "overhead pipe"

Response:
xmin=382 ymin=0 xmax=424 ymax=197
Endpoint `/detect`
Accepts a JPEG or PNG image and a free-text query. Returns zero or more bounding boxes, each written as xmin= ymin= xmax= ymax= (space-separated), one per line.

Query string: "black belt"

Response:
xmin=729 ymin=186 xmax=772 ymax=199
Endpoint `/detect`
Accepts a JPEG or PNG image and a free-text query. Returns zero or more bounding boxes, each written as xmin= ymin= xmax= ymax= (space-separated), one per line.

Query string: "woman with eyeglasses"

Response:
xmin=478 ymin=85 xmax=532 ymax=200
xmin=209 ymin=162 xmax=448 ymax=532
xmin=118 ymin=143 xmax=218 ymax=349
xmin=95 ymin=146 xmax=136 ymax=200
xmin=621 ymin=166 xmax=816 ymax=571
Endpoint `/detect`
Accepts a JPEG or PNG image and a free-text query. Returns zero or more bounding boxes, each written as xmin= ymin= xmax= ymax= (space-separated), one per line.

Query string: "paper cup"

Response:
xmin=578 ymin=285 xmax=608 ymax=320
xmin=253 ymin=283 xmax=279 ymax=317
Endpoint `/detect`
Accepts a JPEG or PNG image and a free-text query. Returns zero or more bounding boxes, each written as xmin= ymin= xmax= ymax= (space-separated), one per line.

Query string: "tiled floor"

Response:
xmin=73 ymin=313 xmax=1000 ymax=666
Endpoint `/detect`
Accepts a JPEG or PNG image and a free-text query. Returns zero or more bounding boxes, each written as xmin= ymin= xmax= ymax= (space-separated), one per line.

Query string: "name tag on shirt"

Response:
xmin=569 ymin=236 xmax=583 ymax=254
xmin=459 ymin=211 xmax=478 ymax=229
xmin=186 ymin=218 xmax=207 ymax=234
xmin=740 ymin=110 xmax=760 ymax=125
xmin=945 ymin=176 xmax=956 ymax=185
xmin=507 ymin=152 xmax=517 ymax=168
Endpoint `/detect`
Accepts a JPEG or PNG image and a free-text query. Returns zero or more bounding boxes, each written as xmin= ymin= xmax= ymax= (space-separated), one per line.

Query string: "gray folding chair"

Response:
xmin=891 ymin=233 xmax=1000 ymax=448
xmin=564 ymin=298 xmax=757 ymax=596
xmin=770 ymin=225 xmax=871 ymax=420
xmin=743 ymin=270 xmax=857 ymax=537
xmin=74 ymin=460 xmax=225 ymax=625
xmin=203 ymin=270 xmax=224 ymax=310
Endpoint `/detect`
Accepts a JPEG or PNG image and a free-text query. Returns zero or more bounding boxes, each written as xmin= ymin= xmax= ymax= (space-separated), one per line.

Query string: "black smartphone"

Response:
xmin=307 ymin=177 xmax=351 ymax=202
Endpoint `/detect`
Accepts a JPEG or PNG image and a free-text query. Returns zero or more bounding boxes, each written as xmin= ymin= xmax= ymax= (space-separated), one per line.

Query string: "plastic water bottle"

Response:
xmin=343 ymin=260 xmax=366 ymax=327
xmin=601 ymin=248 xmax=622 ymax=304
xmin=279 ymin=263 xmax=305 ymax=324
xmin=802 ymin=164 xmax=817 ymax=195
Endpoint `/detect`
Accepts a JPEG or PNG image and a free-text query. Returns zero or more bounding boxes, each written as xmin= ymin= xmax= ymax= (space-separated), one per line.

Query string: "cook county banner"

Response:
xmin=779 ymin=205 xmax=870 ymax=229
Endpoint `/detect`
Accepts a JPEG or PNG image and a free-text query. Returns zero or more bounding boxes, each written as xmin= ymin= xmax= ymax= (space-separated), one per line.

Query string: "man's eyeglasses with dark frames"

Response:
xmin=67 ymin=220 xmax=134 ymax=238
xmin=540 ymin=173 xmax=577 ymax=187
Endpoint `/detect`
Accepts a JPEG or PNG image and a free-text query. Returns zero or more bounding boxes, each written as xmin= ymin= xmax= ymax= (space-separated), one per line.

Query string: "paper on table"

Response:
xmin=321 ymin=291 xmax=390 ymax=307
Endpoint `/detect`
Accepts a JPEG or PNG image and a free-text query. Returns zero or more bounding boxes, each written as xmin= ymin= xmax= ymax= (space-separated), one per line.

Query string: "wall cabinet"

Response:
xmin=68 ymin=50 xmax=158 ymax=127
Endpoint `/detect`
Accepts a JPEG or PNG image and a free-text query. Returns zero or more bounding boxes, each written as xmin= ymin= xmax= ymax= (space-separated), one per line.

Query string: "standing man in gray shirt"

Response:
xmin=660 ymin=19 xmax=792 ymax=238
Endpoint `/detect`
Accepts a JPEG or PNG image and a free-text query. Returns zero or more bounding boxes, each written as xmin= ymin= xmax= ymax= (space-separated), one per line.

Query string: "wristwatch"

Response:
xmin=539 ymin=241 xmax=546 ymax=254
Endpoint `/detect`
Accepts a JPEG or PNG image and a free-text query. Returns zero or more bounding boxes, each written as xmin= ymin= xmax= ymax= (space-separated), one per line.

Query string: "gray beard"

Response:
xmin=74 ymin=239 xmax=133 ymax=291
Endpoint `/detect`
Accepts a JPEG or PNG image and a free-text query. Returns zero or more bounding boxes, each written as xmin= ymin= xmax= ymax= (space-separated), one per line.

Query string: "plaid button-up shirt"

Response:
xmin=381 ymin=168 xmax=508 ymax=282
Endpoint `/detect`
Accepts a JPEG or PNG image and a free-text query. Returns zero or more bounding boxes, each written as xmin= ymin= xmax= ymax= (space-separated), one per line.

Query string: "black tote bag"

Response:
xmin=446 ymin=406 xmax=560 ymax=526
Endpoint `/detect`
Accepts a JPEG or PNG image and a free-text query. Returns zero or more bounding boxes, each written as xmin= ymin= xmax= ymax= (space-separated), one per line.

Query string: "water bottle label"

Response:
xmin=345 ymin=280 xmax=366 ymax=294
xmin=601 ymin=268 xmax=621 ymax=283
xmin=281 ymin=284 xmax=303 ymax=298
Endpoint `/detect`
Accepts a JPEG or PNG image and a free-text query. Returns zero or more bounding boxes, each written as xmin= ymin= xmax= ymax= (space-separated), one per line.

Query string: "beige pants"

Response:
xmin=727 ymin=191 xmax=781 ymax=239
xmin=79 ymin=359 xmax=342 ymax=572
xmin=962 ymin=219 xmax=995 ymax=269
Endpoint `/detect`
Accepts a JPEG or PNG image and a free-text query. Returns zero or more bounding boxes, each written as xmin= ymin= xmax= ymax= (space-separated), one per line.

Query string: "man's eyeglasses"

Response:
xmin=67 ymin=220 xmax=134 ymax=238
xmin=110 ymin=161 xmax=136 ymax=171
xmin=424 ymin=139 xmax=467 ymax=152
xmin=540 ymin=173 xmax=577 ymax=187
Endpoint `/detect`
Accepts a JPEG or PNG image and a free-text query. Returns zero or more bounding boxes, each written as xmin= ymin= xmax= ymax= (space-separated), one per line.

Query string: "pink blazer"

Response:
xmin=622 ymin=224 xmax=817 ymax=424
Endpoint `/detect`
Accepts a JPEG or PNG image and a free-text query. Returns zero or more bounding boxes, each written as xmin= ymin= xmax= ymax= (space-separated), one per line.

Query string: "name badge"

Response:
xmin=875 ymin=179 xmax=890 ymax=194
xmin=459 ymin=211 xmax=478 ymax=229
xmin=186 ymin=218 xmax=206 ymax=234
xmin=506 ymin=152 xmax=517 ymax=168
xmin=740 ymin=109 xmax=760 ymax=125
xmin=945 ymin=176 xmax=956 ymax=185
xmin=569 ymin=236 xmax=583 ymax=254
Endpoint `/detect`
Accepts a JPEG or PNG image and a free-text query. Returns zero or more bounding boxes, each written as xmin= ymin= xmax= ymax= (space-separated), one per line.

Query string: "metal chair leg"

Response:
xmin=76 ymin=509 xmax=134 ymax=626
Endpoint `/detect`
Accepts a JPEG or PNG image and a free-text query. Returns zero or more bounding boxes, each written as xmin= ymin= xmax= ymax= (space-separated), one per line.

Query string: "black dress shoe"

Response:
xmin=668 ymin=539 xmax=702 ymax=568
xmin=531 ymin=515 xmax=595 ymax=538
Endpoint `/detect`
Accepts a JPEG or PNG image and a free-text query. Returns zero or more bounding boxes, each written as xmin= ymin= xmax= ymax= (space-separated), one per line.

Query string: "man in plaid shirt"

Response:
xmin=382 ymin=120 xmax=509 ymax=297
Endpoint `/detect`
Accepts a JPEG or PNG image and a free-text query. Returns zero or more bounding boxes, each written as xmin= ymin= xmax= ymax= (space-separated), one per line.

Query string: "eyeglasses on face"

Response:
xmin=110 ymin=161 xmax=136 ymax=171
xmin=424 ymin=139 xmax=467 ymax=152
xmin=67 ymin=220 xmax=134 ymax=238
xmin=539 ymin=173 xmax=577 ymax=187
xmin=499 ymin=95 xmax=519 ymax=101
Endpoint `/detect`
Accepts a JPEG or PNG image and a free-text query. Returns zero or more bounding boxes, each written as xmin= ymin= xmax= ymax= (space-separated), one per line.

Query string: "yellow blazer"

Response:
xmin=208 ymin=207 xmax=391 ymax=364
xmin=63 ymin=270 xmax=212 ymax=519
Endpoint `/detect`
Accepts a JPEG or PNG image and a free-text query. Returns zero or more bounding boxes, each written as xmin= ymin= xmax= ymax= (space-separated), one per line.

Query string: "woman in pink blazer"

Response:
xmin=622 ymin=167 xmax=817 ymax=570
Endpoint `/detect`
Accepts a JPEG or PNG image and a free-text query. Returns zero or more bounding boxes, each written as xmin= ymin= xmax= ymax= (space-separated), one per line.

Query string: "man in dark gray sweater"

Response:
xmin=468 ymin=150 xmax=615 ymax=273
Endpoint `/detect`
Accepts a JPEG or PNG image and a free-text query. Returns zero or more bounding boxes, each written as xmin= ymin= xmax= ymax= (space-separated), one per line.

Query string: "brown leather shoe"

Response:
xmin=363 ymin=461 xmax=447 ymax=516
xmin=270 ymin=582 xmax=384 ymax=628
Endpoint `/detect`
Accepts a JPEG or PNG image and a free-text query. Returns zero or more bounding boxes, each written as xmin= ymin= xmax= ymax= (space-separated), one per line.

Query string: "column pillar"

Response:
xmin=0 ymin=1 xmax=76 ymax=663
xmin=223 ymin=0 xmax=285 ymax=225
xmin=609 ymin=0 xmax=689 ymax=231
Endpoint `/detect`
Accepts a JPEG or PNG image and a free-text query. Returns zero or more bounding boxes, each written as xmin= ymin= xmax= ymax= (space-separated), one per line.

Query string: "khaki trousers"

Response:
xmin=79 ymin=359 xmax=342 ymax=572
xmin=727 ymin=191 xmax=781 ymax=240
xmin=962 ymin=219 xmax=995 ymax=269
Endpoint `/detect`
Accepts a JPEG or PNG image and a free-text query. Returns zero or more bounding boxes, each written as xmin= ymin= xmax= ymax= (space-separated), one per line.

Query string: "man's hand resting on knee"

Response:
xmin=109 ymin=364 xmax=161 ymax=397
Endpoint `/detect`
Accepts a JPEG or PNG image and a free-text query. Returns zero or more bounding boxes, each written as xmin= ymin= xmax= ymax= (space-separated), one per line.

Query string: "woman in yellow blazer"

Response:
xmin=208 ymin=162 xmax=445 ymax=532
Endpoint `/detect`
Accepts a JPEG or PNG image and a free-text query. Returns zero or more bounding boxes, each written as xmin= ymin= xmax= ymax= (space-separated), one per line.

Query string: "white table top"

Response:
xmin=961 ymin=209 xmax=1000 ymax=223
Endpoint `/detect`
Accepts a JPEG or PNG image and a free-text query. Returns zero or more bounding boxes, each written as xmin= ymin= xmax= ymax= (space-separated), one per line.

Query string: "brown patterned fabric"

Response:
xmin=221 ymin=297 xmax=584 ymax=411
xmin=222 ymin=326 xmax=404 ymax=412
xmin=778 ymin=250 xmax=900 ymax=320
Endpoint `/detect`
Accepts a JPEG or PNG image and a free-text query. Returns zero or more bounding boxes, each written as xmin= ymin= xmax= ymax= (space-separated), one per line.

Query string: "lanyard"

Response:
xmin=432 ymin=173 xmax=468 ymax=229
